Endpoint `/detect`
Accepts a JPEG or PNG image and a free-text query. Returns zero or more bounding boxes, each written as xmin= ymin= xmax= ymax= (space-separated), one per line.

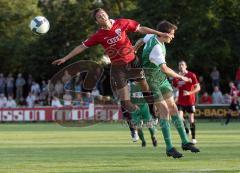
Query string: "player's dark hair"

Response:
xmin=179 ymin=60 xmax=187 ymax=65
xmin=92 ymin=8 xmax=107 ymax=21
xmin=157 ymin=20 xmax=177 ymax=33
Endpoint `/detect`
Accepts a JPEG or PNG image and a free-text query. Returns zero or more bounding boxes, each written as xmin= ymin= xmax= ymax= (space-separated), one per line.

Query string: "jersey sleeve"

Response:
xmin=124 ymin=19 xmax=140 ymax=32
xmin=82 ymin=33 xmax=99 ymax=48
xmin=191 ymin=73 xmax=199 ymax=85
xmin=149 ymin=44 xmax=166 ymax=66
xmin=143 ymin=34 xmax=154 ymax=43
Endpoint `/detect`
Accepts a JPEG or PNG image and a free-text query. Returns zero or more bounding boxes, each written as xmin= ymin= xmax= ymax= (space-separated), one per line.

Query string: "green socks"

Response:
xmin=159 ymin=119 xmax=173 ymax=151
xmin=171 ymin=115 xmax=189 ymax=144
xmin=148 ymin=127 xmax=156 ymax=138
xmin=137 ymin=128 xmax=145 ymax=142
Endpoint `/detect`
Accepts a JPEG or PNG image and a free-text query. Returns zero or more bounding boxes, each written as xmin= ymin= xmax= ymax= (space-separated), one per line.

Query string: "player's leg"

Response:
xmin=126 ymin=57 xmax=157 ymax=119
xmin=112 ymin=76 xmax=143 ymax=142
xmin=165 ymin=97 xmax=189 ymax=144
xmin=140 ymin=103 xmax=158 ymax=147
xmin=155 ymin=101 xmax=183 ymax=158
xmin=143 ymin=76 xmax=182 ymax=157
xmin=131 ymin=110 xmax=145 ymax=147
xmin=188 ymin=107 xmax=196 ymax=143
xmin=148 ymin=126 xmax=157 ymax=147
xmin=166 ymin=96 xmax=200 ymax=153
xmin=178 ymin=107 xmax=190 ymax=134
xmin=225 ymin=110 xmax=232 ymax=125
xmin=121 ymin=107 xmax=139 ymax=142
xmin=110 ymin=64 xmax=141 ymax=115
xmin=137 ymin=127 xmax=146 ymax=147
xmin=137 ymin=77 xmax=156 ymax=117
xmin=138 ymin=79 xmax=157 ymax=119
xmin=115 ymin=85 xmax=138 ymax=111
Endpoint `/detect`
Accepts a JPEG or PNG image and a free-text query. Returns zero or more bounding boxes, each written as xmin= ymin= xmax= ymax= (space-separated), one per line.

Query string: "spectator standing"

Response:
xmin=62 ymin=70 xmax=71 ymax=90
xmin=31 ymin=81 xmax=41 ymax=95
xmin=210 ymin=67 xmax=220 ymax=87
xmin=16 ymin=73 xmax=26 ymax=99
xmin=212 ymin=86 xmax=224 ymax=104
xmin=41 ymin=80 xmax=48 ymax=94
xmin=6 ymin=73 xmax=14 ymax=97
xmin=55 ymin=80 xmax=64 ymax=97
xmin=46 ymin=80 xmax=54 ymax=105
xmin=74 ymin=73 xmax=82 ymax=92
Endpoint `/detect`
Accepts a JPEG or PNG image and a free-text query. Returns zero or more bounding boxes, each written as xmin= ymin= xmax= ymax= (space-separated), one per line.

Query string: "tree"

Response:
xmin=0 ymin=0 xmax=41 ymax=74
xmin=134 ymin=0 xmax=240 ymax=91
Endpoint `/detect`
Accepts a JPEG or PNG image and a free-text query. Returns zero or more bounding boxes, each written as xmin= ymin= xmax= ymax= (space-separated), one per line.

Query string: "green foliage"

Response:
xmin=0 ymin=0 xmax=239 ymax=88
xmin=134 ymin=0 xmax=240 ymax=89
xmin=0 ymin=0 xmax=41 ymax=73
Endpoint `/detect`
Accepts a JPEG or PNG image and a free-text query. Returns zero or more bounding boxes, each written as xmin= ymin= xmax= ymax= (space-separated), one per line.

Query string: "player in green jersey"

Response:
xmin=134 ymin=20 xmax=200 ymax=158
xmin=129 ymin=81 xmax=158 ymax=147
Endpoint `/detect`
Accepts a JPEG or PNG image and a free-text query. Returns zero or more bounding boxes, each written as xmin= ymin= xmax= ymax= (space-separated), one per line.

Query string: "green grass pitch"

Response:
xmin=0 ymin=121 xmax=240 ymax=173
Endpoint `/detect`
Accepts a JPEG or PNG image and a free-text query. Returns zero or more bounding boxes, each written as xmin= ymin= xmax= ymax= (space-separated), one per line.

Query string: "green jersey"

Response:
xmin=141 ymin=34 xmax=173 ymax=100
xmin=142 ymin=34 xmax=167 ymax=84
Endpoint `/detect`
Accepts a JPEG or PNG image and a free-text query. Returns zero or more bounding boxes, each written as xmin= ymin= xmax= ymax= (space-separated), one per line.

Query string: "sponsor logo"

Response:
xmin=106 ymin=28 xmax=122 ymax=45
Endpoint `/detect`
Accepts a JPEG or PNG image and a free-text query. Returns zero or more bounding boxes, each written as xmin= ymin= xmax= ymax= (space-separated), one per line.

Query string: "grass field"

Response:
xmin=0 ymin=121 xmax=240 ymax=173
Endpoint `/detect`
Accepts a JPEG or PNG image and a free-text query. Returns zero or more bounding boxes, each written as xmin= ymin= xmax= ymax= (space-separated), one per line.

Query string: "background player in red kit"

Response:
xmin=52 ymin=8 xmax=172 ymax=119
xmin=173 ymin=61 xmax=201 ymax=144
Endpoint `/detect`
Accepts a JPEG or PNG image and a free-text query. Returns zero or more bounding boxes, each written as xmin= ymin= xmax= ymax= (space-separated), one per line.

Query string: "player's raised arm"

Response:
xmin=137 ymin=26 xmax=173 ymax=39
xmin=52 ymin=44 xmax=87 ymax=65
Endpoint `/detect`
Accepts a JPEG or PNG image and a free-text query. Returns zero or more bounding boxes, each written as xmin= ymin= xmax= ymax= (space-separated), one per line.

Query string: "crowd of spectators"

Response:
xmin=1 ymin=66 xmax=240 ymax=108
xmin=0 ymin=69 xmax=115 ymax=108
xmin=198 ymin=66 xmax=240 ymax=104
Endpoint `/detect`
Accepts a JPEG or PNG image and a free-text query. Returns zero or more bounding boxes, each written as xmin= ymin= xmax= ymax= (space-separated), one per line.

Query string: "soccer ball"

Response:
xmin=29 ymin=16 xmax=50 ymax=35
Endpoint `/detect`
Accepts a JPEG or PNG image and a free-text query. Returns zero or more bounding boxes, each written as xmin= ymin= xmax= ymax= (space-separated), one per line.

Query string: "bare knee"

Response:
xmin=154 ymin=102 xmax=169 ymax=119
xmin=168 ymin=102 xmax=178 ymax=115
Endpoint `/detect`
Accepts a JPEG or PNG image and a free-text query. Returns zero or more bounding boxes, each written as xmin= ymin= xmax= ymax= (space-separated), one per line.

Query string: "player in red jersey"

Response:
xmin=52 ymin=8 xmax=172 ymax=117
xmin=173 ymin=61 xmax=200 ymax=144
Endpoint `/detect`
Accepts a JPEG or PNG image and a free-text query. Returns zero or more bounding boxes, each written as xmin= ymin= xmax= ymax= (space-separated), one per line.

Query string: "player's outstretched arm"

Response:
xmin=52 ymin=44 xmax=87 ymax=65
xmin=137 ymin=26 xmax=173 ymax=39
xmin=160 ymin=64 xmax=191 ymax=82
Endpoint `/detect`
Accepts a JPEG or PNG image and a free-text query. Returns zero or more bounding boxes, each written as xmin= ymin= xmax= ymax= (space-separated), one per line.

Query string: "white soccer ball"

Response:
xmin=29 ymin=16 xmax=50 ymax=35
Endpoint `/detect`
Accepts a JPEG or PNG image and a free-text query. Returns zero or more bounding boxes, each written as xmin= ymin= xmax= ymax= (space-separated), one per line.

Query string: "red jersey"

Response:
xmin=83 ymin=18 xmax=140 ymax=64
xmin=173 ymin=71 xmax=199 ymax=106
